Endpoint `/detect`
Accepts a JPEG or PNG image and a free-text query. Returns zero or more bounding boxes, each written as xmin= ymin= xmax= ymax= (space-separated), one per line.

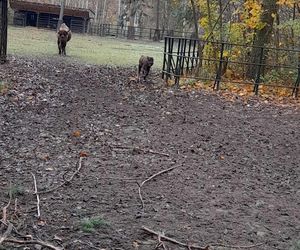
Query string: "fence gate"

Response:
xmin=0 ymin=0 xmax=8 ymax=63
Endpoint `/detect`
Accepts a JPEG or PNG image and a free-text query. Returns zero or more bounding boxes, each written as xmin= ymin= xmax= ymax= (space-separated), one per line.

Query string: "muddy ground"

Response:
xmin=0 ymin=56 xmax=299 ymax=250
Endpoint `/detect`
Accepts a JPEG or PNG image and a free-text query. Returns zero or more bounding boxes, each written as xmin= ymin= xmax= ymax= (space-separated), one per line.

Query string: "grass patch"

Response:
xmin=80 ymin=216 xmax=108 ymax=233
xmin=8 ymin=26 xmax=163 ymax=68
xmin=8 ymin=185 xmax=25 ymax=198
xmin=290 ymin=240 xmax=300 ymax=250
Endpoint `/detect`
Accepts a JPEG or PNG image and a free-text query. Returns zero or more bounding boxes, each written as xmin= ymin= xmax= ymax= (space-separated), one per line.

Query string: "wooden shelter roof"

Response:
xmin=10 ymin=0 xmax=93 ymax=19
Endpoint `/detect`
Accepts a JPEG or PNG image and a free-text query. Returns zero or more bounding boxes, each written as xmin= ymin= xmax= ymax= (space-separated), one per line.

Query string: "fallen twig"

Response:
xmin=31 ymin=172 xmax=41 ymax=219
xmin=209 ymin=242 xmax=265 ymax=249
xmin=138 ymin=166 xmax=177 ymax=210
xmin=39 ymin=157 xmax=84 ymax=194
xmin=112 ymin=145 xmax=170 ymax=157
xmin=142 ymin=226 xmax=209 ymax=250
xmin=1 ymin=182 xmax=12 ymax=224
xmin=0 ymin=223 xmax=13 ymax=244
xmin=142 ymin=226 xmax=265 ymax=250
xmin=156 ymin=233 xmax=168 ymax=250
xmin=3 ymin=238 xmax=63 ymax=250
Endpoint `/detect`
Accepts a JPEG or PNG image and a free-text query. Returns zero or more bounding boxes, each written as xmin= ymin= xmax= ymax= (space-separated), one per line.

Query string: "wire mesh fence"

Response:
xmin=162 ymin=36 xmax=300 ymax=98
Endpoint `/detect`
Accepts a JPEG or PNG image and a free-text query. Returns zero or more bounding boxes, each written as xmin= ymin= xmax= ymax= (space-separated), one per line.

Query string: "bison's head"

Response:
xmin=58 ymin=30 xmax=69 ymax=41
xmin=147 ymin=57 xmax=154 ymax=67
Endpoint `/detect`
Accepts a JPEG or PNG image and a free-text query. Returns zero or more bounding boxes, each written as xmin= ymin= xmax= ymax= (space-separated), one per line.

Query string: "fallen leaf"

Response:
xmin=73 ymin=130 xmax=81 ymax=137
xmin=37 ymin=219 xmax=47 ymax=226
xmin=79 ymin=151 xmax=89 ymax=157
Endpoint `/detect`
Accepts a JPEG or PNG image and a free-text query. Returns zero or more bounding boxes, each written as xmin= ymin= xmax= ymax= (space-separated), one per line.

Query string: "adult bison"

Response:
xmin=138 ymin=55 xmax=154 ymax=82
xmin=57 ymin=23 xmax=72 ymax=56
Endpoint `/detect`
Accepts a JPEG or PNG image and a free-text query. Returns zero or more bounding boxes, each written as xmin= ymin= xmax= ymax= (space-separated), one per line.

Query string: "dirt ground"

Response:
xmin=0 ymin=56 xmax=299 ymax=250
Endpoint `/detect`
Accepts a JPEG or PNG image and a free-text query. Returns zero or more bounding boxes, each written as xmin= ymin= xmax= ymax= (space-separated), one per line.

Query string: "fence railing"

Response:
xmin=162 ymin=36 xmax=300 ymax=98
xmin=88 ymin=23 xmax=195 ymax=41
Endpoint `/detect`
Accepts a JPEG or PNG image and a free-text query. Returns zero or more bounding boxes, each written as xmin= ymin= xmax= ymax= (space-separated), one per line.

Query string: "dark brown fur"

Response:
xmin=138 ymin=55 xmax=154 ymax=82
xmin=57 ymin=23 xmax=72 ymax=56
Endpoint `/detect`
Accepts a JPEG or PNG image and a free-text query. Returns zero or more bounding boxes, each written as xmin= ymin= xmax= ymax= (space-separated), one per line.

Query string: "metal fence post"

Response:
xmin=293 ymin=64 xmax=300 ymax=98
xmin=0 ymin=0 xmax=8 ymax=64
xmin=162 ymin=36 xmax=167 ymax=79
xmin=214 ymin=42 xmax=225 ymax=91
xmin=174 ymin=38 xmax=182 ymax=87
xmin=253 ymin=47 xmax=264 ymax=96
xmin=166 ymin=37 xmax=174 ymax=84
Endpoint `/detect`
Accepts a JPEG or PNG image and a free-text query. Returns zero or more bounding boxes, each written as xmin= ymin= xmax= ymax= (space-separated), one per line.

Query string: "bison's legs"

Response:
xmin=57 ymin=40 xmax=62 ymax=55
xmin=62 ymin=45 xmax=66 ymax=56
xmin=61 ymin=41 xmax=67 ymax=56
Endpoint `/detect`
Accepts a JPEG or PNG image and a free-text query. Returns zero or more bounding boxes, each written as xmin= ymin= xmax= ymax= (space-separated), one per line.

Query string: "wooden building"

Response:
xmin=9 ymin=0 xmax=94 ymax=32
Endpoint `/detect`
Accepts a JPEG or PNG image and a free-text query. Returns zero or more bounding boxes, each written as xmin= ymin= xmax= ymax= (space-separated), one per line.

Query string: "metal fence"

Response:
xmin=88 ymin=23 xmax=194 ymax=41
xmin=13 ymin=11 xmax=87 ymax=33
xmin=162 ymin=36 xmax=300 ymax=98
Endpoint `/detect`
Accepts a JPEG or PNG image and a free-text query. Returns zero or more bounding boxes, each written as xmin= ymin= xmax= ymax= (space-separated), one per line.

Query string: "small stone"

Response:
xmin=257 ymin=231 xmax=266 ymax=237
xmin=34 ymin=245 xmax=42 ymax=250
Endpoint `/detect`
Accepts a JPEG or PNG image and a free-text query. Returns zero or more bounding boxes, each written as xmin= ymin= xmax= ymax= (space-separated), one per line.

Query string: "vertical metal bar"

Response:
xmin=186 ymin=39 xmax=192 ymax=73
xmin=37 ymin=12 xmax=40 ymax=28
xmin=181 ymin=38 xmax=187 ymax=75
xmin=166 ymin=37 xmax=173 ymax=83
xmin=162 ymin=36 xmax=167 ymax=79
xmin=174 ymin=38 xmax=182 ymax=87
xmin=0 ymin=0 xmax=8 ymax=64
xmin=253 ymin=47 xmax=264 ymax=96
xmin=191 ymin=39 xmax=196 ymax=70
xmin=293 ymin=64 xmax=300 ymax=98
xmin=214 ymin=42 xmax=225 ymax=91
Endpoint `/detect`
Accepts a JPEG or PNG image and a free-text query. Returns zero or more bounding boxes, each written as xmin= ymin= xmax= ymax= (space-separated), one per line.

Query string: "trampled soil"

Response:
xmin=0 ymin=56 xmax=299 ymax=250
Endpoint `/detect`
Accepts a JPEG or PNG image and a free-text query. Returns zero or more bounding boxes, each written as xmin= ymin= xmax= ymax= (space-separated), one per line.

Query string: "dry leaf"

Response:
xmin=37 ymin=219 xmax=47 ymax=226
xmin=79 ymin=151 xmax=89 ymax=157
xmin=73 ymin=130 xmax=81 ymax=137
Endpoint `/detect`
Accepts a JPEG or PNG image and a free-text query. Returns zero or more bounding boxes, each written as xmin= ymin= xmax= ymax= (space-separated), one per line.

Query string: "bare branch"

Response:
xmin=142 ymin=226 xmax=209 ymax=250
xmin=138 ymin=166 xmax=177 ymax=210
xmin=31 ymin=172 xmax=41 ymax=219
xmin=0 ymin=222 xmax=13 ymax=244
xmin=39 ymin=157 xmax=84 ymax=194
xmin=1 ymin=182 xmax=12 ymax=224
xmin=142 ymin=226 xmax=265 ymax=250
xmin=3 ymin=238 xmax=63 ymax=250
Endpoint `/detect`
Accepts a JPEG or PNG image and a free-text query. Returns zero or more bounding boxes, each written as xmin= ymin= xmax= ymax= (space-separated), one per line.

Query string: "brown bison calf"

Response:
xmin=57 ymin=23 xmax=72 ymax=56
xmin=138 ymin=55 xmax=154 ymax=82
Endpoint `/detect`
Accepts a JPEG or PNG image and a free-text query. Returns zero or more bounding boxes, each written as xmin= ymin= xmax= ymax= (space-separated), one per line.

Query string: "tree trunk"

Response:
xmin=246 ymin=0 xmax=278 ymax=79
xmin=153 ymin=0 xmax=160 ymax=41
xmin=127 ymin=1 xmax=136 ymax=39
xmin=190 ymin=0 xmax=203 ymax=73
xmin=57 ymin=0 xmax=65 ymax=30
xmin=102 ymin=0 xmax=107 ymax=24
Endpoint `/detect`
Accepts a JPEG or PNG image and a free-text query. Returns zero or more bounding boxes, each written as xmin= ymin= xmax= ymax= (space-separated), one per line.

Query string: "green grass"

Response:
xmin=8 ymin=26 xmax=164 ymax=68
xmin=9 ymin=185 xmax=25 ymax=198
xmin=80 ymin=217 xmax=108 ymax=233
